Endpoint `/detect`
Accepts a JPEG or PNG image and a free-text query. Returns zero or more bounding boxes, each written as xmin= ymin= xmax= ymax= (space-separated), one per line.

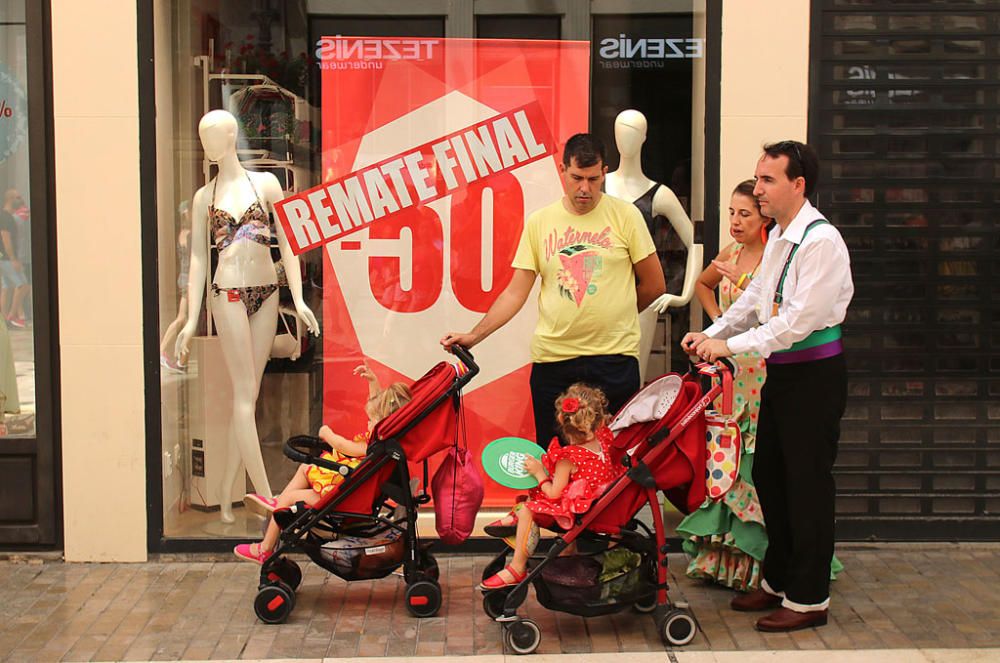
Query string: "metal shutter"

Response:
xmin=809 ymin=0 xmax=1000 ymax=540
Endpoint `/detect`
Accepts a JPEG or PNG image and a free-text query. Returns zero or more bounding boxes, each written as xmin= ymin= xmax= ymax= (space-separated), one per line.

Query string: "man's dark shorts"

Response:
xmin=529 ymin=354 xmax=640 ymax=447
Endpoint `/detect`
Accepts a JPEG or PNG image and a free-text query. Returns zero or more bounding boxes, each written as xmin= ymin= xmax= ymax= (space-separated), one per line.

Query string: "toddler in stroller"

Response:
xmin=480 ymin=359 xmax=735 ymax=654
xmin=480 ymin=383 xmax=621 ymax=590
xmin=234 ymin=363 xmax=412 ymax=564
xmin=245 ymin=346 xmax=479 ymax=625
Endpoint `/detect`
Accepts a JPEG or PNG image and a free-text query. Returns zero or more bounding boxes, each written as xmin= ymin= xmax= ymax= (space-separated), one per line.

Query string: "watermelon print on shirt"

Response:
xmin=556 ymin=240 xmax=606 ymax=306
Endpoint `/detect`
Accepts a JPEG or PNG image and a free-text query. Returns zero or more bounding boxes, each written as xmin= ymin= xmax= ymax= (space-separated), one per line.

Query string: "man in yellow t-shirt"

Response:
xmin=442 ymin=134 xmax=666 ymax=446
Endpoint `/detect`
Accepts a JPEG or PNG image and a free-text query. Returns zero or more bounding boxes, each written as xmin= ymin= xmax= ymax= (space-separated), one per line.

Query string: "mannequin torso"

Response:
xmin=204 ymin=171 xmax=279 ymax=288
xmin=605 ymin=109 xmax=701 ymax=309
xmin=189 ymin=170 xmax=283 ymax=290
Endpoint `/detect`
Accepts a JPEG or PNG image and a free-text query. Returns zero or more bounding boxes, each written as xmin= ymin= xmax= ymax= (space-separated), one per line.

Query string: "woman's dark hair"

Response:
xmin=732 ymin=180 xmax=760 ymax=210
xmin=732 ymin=179 xmax=775 ymax=238
xmin=762 ymin=140 xmax=819 ymax=198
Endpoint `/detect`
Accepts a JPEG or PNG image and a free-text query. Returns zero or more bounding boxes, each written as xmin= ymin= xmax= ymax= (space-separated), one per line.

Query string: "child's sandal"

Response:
xmin=484 ymin=512 xmax=518 ymax=538
xmin=233 ymin=542 xmax=272 ymax=565
xmin=243 ymin=493 xmax=278 ymax=517
xmin=484 ymin=498 xmax=527 ymax=538
xmin=478 ymin=565 xmax=527 ymax=590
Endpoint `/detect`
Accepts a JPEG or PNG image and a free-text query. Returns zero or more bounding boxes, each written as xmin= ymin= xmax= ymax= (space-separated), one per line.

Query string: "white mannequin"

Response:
xmin=605 ymin=109 xmax=704 ymax=380
xmin=176 ymin=110 xmax=319 ymax=523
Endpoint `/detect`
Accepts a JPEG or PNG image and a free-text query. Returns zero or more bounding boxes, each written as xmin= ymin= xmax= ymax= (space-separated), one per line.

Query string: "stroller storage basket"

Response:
xmin=314 ymin=527 xmax=406 ymax=582
xmin=532 ymin=548 xmax=654 ymax=618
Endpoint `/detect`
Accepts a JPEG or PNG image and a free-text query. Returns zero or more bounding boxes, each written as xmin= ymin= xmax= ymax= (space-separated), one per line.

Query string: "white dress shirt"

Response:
xmin=704 ymin=200 xmax=854 ymax=358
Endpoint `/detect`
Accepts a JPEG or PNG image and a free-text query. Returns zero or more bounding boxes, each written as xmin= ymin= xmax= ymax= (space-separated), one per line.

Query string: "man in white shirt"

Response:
xmin=682 ymin=140 xmax=853 ymax=632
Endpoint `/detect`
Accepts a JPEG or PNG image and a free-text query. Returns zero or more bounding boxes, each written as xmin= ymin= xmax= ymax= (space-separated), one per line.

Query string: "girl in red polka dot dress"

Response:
xmin=480 ymin=384 xmax=622 ymax=589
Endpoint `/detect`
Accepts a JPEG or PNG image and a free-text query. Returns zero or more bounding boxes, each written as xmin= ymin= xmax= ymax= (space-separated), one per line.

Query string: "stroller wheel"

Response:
xmin=254 ymin=582 xmax=295 ymax=624
xmin=504 ymin=618 xmax=541 ymax=655
xmin=482 ymin=587 xmax=512 ymax=619
xmin=265 ymin=557 xmax=302 ymax=591
xmin=658 ymin=608 xmax=697 ymax=647
xmin=405 ymin=580 xmax=442 ymax=618
xmin=633 ymin=593 xmax=658 ymax=614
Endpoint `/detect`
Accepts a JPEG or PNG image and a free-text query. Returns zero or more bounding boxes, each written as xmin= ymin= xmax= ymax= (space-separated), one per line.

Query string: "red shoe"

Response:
xmin=484 ymin=497 xmax=528 ymax=538
xmin=243 ymin=493 xmax=278 ymax=517
xmin=484 ymin=513 xmax=518 ymax=538
xmin=233 ymin=543 xmax=272 ymax=565
xmin=479 ymin=565 xmax=527 ymax=590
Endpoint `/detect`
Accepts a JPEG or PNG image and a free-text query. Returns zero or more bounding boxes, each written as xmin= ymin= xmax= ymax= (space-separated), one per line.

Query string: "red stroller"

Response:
xmin=480 ymin=359 xmax=735 ymax=653
xmin=252 ymin=346 xmax=479 ymax=624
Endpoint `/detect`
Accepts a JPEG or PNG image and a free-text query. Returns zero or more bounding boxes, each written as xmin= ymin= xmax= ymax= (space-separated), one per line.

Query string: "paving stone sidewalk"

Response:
xmin=1 ymin=544 xmax=999 ymax=661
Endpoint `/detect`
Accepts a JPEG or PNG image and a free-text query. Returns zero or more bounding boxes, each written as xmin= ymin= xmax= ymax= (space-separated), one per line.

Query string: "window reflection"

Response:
xmin=0 ymin=6 xmax=34 ymax=438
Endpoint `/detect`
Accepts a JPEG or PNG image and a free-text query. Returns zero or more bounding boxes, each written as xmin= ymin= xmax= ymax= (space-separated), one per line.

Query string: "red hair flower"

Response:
xmin=561 ymin=397 xmax=580 ymax=413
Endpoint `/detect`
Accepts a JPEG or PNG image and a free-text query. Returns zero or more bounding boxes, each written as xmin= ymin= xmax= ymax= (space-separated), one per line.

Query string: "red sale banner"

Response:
xmin=309 ymin=37 xmax=589 ymax=506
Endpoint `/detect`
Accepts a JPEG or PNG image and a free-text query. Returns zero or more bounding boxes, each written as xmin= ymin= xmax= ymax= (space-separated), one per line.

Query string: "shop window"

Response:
xmin=591 ymin=12 xmax=699 ymax=376
xmin=0 ymin=2 xmax=34 ymax=439
xmin=153 ymin=0 xmax=704 ymax=542
xmin=476 ymin=16 xmax=560 ymax=40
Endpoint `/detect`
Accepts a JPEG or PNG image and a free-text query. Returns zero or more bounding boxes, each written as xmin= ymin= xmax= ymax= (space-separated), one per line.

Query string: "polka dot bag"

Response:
xmin=703 ymin=365 xmax=741 ymax=501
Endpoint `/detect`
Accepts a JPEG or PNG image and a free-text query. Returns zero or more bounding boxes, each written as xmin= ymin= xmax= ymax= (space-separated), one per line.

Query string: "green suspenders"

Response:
xmin=771 ymin=218 xmax=830 ymax=315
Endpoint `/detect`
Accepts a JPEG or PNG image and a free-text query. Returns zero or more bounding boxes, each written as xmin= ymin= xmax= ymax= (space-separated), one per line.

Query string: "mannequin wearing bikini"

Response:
xmin=176 ymin=109 xmax=319 ymax=523
xmin=605 ymin=109 xmax=704 ymax=380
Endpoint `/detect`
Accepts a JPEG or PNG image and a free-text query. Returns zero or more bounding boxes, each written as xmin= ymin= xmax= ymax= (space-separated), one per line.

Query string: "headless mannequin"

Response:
xmin=176 ymin=110 xmax=319 ymax=523
xmin=606 ymin=109 xmax=704 ymax=380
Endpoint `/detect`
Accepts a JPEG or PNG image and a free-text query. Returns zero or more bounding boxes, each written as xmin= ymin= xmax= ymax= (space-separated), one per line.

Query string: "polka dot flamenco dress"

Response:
xmin=525 ymin=426 xmax=620 ymax=530
xmin=676 ymin=245 xmax=768 ymax=592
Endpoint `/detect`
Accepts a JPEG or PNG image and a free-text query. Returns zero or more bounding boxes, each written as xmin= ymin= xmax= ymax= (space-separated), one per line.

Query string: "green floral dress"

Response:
xmin=677 ymin=244 xmax=767 ymax=591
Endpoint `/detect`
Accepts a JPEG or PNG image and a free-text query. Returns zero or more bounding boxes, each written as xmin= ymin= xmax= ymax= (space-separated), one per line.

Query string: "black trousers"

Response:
xmin=529 ymin=354 xmax=640 ymax=447
xmin=753 ymin=353 xmax=847 ymax=607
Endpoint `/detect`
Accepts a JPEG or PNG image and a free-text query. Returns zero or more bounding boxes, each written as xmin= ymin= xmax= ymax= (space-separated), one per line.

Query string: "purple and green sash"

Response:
xmin=767 ymin=325 xmax=843 ymax=365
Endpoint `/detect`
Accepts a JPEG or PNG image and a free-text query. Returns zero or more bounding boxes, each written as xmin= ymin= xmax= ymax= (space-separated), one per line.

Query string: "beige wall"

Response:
xmin=718 ymin=0 xmax=810 ymax=244
xmin=52 ymin=0 xmax=147 ymax=561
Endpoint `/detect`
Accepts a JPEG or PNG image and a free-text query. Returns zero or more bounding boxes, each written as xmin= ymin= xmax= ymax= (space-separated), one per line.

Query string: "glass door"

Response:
xmin=0 ymin=0 xmax=58 ymax=547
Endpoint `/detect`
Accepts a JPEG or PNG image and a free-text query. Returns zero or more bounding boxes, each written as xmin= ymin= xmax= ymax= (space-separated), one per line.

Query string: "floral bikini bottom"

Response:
xmin=211 ymin=283 xmax=278 ymax=316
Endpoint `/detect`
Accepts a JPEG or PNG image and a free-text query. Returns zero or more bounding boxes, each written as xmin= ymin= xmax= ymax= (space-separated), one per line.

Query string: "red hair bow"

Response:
xmin=561 ymin=397 xmax=580 ymax=413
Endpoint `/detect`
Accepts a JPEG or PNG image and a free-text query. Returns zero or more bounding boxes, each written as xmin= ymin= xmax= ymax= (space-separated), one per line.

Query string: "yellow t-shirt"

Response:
xmin=512 ymin=194 xmax=656 ymax=363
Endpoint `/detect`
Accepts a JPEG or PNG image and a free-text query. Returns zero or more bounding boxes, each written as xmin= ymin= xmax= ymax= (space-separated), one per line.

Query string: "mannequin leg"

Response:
xmin=213 ymin=292 xmax=278 ymax=519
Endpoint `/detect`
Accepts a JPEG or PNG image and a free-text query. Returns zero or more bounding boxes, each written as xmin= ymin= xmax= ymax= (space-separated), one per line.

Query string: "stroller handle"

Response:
xmin=448 ymin=344 xmax=480 ymax=387
xmin=686 ymin=355 xmax=738 ymax=377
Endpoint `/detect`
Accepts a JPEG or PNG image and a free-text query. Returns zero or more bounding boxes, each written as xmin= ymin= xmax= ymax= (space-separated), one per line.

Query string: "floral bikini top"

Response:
xmin=210 ymin=174 xmax=271 ymax=254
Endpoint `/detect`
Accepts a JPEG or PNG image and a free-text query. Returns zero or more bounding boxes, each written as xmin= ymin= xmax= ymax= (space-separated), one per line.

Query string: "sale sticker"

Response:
xmin=310 ymin=38 xmax=589 ymax=505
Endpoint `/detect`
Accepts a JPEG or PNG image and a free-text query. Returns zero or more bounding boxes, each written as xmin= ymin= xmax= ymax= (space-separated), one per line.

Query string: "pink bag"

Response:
xmin=431 ymin=413 xmax=484 ymax=544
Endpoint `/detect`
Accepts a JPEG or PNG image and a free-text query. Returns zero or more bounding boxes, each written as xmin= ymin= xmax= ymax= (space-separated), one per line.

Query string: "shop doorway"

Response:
xmin=0 ymin=1 xmax=59 ymax=548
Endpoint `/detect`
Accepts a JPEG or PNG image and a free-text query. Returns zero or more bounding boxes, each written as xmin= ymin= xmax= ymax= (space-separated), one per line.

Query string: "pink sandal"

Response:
xmin=243 ymin=493 xmax=278 ymax=517
xmin=479 ymin=564 xmax=527 ymax=590
xmin=233 ymin=543 xmax=272 ymax=565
